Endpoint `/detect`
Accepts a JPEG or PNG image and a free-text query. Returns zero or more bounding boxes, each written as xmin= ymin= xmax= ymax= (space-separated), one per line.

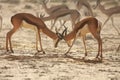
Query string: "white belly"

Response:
xmin=21 ymin=21 xmax=38 ymax=31
xmin=80 ymin=24 xmax=89 ymax=33
xmin=77 ymin=24 xmax=90 ymax=37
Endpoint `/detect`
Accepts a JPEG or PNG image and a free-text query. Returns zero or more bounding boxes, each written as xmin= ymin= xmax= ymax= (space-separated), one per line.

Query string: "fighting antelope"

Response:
xmin=55 ymin=16 xmax=102 ymax=60
xmin=95 ymin=0 xmax=120 ymax=35
xmin=6 ymin=13 xmax=64 ymax=54
xmin=41 ymin=0 xmax=69 ymax=27
xmin=40 ymin=9 xmax=80 ymax=30
xmin=0 ymin=15 xmax=2 ymax=31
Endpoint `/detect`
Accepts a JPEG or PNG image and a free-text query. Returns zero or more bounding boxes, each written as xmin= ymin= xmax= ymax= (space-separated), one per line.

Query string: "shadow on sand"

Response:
xmin=0 ymin=53 xmax=103 ymax=63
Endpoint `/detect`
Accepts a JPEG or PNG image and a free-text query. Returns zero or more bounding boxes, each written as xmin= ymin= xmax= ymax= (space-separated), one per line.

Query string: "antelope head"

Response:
xmin=54 ymin=26 xmax=67 ymax=48
xmin=42 ymin=0 xmax=50 ymax=5
xmin=94 ymin=0 xmax=101 ymax=9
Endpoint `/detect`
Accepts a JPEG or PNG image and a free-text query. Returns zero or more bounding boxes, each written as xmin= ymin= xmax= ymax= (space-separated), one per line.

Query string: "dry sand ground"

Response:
xmin=0 ymin=2 xmax=120 ymax=80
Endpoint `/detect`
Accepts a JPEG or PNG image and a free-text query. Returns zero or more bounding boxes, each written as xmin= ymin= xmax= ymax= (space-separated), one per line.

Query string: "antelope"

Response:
xmin=40 ymin=9 xmax=80 ymax=30
xmin=55 ymin=16 xmax=102 ymax=60
xmin=73 ymin=0 xmax=93 ymax=16
xmin=6 ymin=13 xmax=65 ymax=54
xmin=0 ymin=15 xmax=2 ymax=31
xmin=95 ymin=0 xmax=120 ymax=35
xmin=41 ymin=0 xmax=69 ymax=27
xmin=42 ymin=0 xmax=69 ymax=15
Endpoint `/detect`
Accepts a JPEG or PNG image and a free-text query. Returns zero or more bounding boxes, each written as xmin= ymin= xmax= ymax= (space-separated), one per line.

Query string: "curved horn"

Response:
xmin=54 ymin=26 xmax=67 ymax=48
xmin=62 ymin=25 xmax=67 ymax=36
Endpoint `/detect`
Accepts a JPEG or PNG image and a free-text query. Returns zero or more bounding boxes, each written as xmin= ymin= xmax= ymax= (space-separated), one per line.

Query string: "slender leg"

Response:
xmin=0 ymin=17 xmax=2 ymax=32
xmin=116 ymin=44 xmax=120 ymax=52
xmin=61 ymin=21 xmax=66 ymax=27
xmin=36 ymin=30 xmax=39 ymax=52
xmin=82 ymin=36 xmax=87 ymax=57
xmin=6 ymin=18 xmax=22 ymax=53
xmin=65 ymin=37 xmax=76 ymax=55
xmin=100 ymin=38 xmax=102 ymax=59
xmin=96 ymin=36 xmax=102 ymax=57
xmin=6 ymin=28 xmax=18 ymax=53
xmin=6 ymin=33 xmax=9 ymax=52
xmin=51 ymin=19 xmax=57 ymax=30
xmin=37 ymin=29 xmax=45 ymax=54
xmin=111 ymin=17 xmax=120 ymax=35
xmin=90 ymin=26 xmax=102 ymax=60
xmin=65 ymin=31 xmax=80 ymax=55
xmin=94 ymin=34 xmax=102 ymax=60
xmin=102 ymin=17 xmax=110 ymax=29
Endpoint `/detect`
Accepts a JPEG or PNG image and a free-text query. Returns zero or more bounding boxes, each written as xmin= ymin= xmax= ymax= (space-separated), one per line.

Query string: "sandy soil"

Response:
xmin=0 ymin=2 xmax=120 ymax=80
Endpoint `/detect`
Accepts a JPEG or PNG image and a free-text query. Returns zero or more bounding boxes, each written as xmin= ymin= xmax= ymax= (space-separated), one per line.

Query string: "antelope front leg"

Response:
xmin=36 ymin=31 xmax=40 ymax=52
xmin=65 ymin=46 xmax=72 ymax=56
xmin=65 ymin=38 xmax=76 ymax=56
xmin=0 ymin=16 xmax=2 ymax=32
xmin=35 ymin=30 xmax=45 ymax=55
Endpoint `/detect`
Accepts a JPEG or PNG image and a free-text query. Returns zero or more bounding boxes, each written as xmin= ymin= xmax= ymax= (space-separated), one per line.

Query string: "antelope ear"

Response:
xmin=62 ymin=25 xmax=67 ymax=36
xmin=40 ymin=13 xmax=45 ymax=18
xmin=44 ymin=0 xmax=49 ymax=4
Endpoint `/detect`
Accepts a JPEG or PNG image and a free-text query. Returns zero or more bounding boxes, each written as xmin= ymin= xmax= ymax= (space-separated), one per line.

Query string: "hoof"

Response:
xmin=64 ymin=54 xmax=67 ymax=57
xmin=64 ymin=50 xmax=72 ymax=55
xmin=94 ymin=57 xmax=102 ymax=62
xmin=34 ymin=50 xmax=45 ymax=56
xmin=82 ymin=56 xmax=89 ymax=60
xmin=37 ymin=50 xmax=42 ymax=52
xmin=43 ymin=51 xmax=45 ymax=54
xmin=6 ymin=50 xmax=9 ymax=52
xmin=11 ymin=50 xmax=14 ymax=53
xmin=64 ymin=52 xmax=69 ymax=56
xmin=62 ymin=53 xmax=68 ymax=58
xmin=37 ymin=50 xmax=45 ymax=54
xmin=1 ymin=51 xmax=13 ymax=56
xmin=6 ymin=49 xmax=14 ymax=53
